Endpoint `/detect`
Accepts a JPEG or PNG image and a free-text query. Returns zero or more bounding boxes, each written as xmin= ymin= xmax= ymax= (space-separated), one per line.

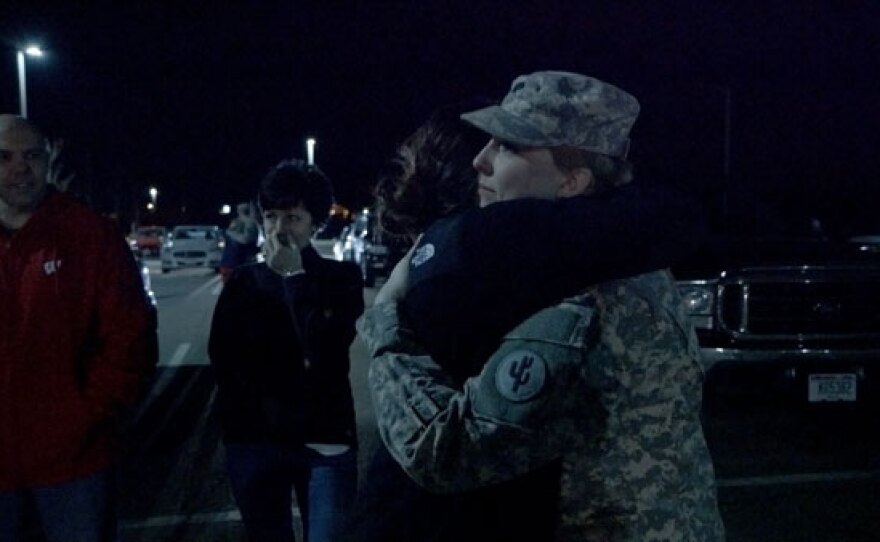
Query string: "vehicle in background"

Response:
xmin=338 ymin=210 xmax=408 ymax=287
xmin=341 ymin=212 xmax=368 ymax=267
xmin=131 ymin=245 xmax=156 ymax=308
xmin=848 ymin=235 xmax=880 ymax=254
xmin=333 ymin=224 xmax=353 ymax=262
xmin=160 ymin=225 xmax=224 ymax=274
xmin=312 ymin=214 xmax=351 ymax=259
xmin=131 ymin=225 xmax=166 ymax=257
xmin=675 ymin=205 xmax=880 ymax=412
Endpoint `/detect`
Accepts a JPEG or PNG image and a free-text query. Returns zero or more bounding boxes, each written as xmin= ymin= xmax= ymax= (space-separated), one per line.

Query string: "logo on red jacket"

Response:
xmin=42 ymin=259 xmax=62 ymax=276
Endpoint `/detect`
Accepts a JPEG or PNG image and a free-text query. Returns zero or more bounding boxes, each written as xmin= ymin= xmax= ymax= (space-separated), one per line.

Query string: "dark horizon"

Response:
xmin=2 ymin=1 xmax=878 ymax=234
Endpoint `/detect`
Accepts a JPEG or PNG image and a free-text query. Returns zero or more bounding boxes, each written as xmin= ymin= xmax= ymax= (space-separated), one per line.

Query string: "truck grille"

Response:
xmin=717 ymin=267 xmax=880 ymax=339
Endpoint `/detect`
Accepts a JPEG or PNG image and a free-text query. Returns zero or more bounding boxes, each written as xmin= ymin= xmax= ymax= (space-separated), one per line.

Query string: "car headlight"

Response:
xmin=677 ymin=280 xmax=717 ymax=330
xmin=141 ymin=264 xmax=152 ymax=291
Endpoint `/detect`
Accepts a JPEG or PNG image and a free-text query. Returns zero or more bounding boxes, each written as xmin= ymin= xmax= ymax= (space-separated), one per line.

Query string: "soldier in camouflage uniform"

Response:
xmin=358 ymin=71 xmax=726 ymax=541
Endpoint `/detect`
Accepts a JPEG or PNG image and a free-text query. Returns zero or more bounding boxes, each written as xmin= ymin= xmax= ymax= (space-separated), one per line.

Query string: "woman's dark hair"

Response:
xmin=257 ymin=159 xmax=334 ymax=227
xmin=374 ymin=101 xmax=490 ymax=240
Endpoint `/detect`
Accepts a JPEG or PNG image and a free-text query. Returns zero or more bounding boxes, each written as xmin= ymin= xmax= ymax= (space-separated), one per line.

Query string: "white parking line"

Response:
xmin=165 ymin=343 xmax=191 ymax=367
xmin=188 ymin=275 xmax=222 ymax=299
xmin=211 ymin=281 xmax=224 ymax=296
xmin=120 ymin=510 xmax=240 ymax=529
xmin=717 ymin=469 xmax=879 ymax=488
xmin=120 ymin=507 xmax=301 ymax=529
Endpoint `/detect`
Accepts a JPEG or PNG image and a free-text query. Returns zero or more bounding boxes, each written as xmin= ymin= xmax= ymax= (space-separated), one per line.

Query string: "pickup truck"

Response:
xmin=675 ymin=235 xmax=880 ymax=409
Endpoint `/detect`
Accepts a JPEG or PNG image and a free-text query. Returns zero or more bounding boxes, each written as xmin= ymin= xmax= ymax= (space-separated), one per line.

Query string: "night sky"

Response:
xmin=1 ymin=1 xmax=878 ymax=235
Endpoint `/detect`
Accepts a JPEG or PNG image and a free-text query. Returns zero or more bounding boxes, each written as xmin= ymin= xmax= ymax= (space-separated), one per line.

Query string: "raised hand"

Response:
xmin=263 ymin=231 xmax=304 ymax=277
xmin=47 ymin=138 xmax=76 ymax=191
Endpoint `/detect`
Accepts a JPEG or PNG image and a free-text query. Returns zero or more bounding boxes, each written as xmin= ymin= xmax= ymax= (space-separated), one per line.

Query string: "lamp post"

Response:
xmin=716 ymin=86 xmax=733 ymax=220
xmin=306 ymin=137 xmax=316 ymax=166
xmin=16 ymin=45 xmax=43 ymax=118
xmin=720 ymin=86 xmax=732 ymax=179
xmin=147 ymin=186 xmax=158 ymax=213
xmin=697 ymin=82 xmax=733 ymax=223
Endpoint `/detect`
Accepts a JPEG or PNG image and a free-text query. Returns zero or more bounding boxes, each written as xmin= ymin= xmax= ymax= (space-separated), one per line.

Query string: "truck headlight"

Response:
xmin=677 ymin=281 xmax=717 ymax=330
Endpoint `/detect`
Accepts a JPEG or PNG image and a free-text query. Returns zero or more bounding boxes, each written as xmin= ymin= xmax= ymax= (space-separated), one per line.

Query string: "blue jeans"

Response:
xmin=0 ymin=468 xmax=117 ymax=542
xmin=225 ymin=443 xmax=357 ymax=542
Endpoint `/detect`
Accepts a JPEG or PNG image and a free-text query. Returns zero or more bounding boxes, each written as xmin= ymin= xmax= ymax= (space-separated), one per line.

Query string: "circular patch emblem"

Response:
xmin=494 ymin=349 xmax=547 ymax=402
xmin=411 ymin=242 xmax=435 ymax=267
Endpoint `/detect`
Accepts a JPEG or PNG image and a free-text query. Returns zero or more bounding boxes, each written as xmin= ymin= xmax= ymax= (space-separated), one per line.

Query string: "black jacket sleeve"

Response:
xmin=403 ymin=181 xmax=708 ymax=378
xmin=457 ymin=182 xmax=707 ymax=289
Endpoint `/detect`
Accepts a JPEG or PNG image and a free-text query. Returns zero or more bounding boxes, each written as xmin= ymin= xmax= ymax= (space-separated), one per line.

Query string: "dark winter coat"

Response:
xmin=208 ymin=246 xmax=364 ymax=448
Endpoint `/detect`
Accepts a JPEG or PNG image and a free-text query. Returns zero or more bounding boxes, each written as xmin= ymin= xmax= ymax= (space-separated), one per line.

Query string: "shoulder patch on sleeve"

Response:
xmin=411 ymin=242 xmax=435 ymax=267
xmin=494 ymin=349 xmax=547 ymax=402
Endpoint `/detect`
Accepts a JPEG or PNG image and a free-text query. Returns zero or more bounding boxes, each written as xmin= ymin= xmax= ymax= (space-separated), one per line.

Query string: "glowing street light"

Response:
xmin=306 ymin=137 xmax=316 ymax=166
xmin=148 ymin=186 xmax=158 ymax=204
xmin=16 ymin=45 xmax=44 ymax=118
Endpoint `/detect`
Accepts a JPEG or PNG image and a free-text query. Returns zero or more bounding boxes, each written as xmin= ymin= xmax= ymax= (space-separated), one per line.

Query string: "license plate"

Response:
xmin=808 ymin=373 xmax=856 ymax=402
xmin=370 ymin=245 xmax=388 ymax=255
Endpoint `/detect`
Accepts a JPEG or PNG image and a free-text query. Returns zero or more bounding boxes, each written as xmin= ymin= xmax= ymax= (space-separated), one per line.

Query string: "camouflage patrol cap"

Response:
xmin=461 ymin=71 xmax=640 ymax=158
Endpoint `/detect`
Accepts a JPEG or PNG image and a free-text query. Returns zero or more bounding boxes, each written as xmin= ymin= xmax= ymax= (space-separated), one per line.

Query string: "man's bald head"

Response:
xmin=0 ymin=114 xmax=50 ymax=227
xmin=0 ymin=114 xmax=46 ymax=144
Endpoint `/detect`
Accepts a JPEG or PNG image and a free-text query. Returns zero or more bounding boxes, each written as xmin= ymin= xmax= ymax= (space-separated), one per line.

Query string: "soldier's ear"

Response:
xmin=557 ymin=167 xmax=594 ymax=198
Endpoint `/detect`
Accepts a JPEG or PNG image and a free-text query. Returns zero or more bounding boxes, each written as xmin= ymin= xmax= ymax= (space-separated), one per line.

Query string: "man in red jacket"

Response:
xmin=0 ymin=114 xmax=157 ymax=541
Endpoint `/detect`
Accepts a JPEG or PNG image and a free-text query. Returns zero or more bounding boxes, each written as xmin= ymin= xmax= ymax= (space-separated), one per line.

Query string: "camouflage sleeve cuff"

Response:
xmin=356 ymin=301 xmax=426 ymax=358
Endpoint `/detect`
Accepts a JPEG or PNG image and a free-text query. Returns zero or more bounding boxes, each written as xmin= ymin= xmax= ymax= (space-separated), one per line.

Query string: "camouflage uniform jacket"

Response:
xmin=359 ymin=269 xmax=726 ymax=541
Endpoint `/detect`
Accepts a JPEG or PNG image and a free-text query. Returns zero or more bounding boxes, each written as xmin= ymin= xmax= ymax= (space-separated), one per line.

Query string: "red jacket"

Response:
xmin=0 ymin=190 xmax=157 ymax=489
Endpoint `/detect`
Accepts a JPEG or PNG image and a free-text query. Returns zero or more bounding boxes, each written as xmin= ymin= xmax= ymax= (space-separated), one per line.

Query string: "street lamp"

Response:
xmin=148 ymin=186 xmax=158 ymax=204
xmin=16 ymin=45 xmax=43 ymax=118
xmin=306 ymin=137 xmax=316 ymax=166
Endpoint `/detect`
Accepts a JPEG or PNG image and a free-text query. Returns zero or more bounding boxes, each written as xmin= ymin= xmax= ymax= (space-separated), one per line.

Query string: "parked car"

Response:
xmin=675 ymin=233 xmax=880 ymax=411
xmin=160 ymin=225 xmax=224 ymax=274
xmin=333 ymin=224 xmax=354 ymax=262
xmin=339 ymin=211 xmax=408 ymax=287
xmin=311 ymin=214 xmax=351 ymax=259
xmin=131 ymin=245 xmax=156 ymax=308
xmin=342 ymin=212 xmax=369 ymax=264
xmin=131 ymin=225 xmax=166 ymax=257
